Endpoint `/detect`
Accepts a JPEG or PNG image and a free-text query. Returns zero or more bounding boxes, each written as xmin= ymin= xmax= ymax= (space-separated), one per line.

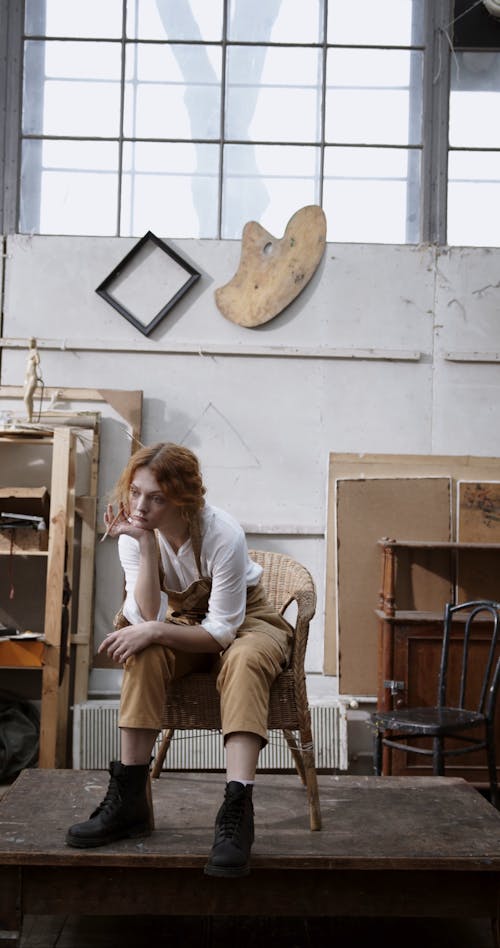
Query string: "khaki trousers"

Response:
xmin=118 ymin=584 xmax=292 ymax=744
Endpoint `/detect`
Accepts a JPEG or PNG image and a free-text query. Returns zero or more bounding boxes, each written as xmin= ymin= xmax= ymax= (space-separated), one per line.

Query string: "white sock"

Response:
xmin=228 ymin=779 xmax=255 ymax=786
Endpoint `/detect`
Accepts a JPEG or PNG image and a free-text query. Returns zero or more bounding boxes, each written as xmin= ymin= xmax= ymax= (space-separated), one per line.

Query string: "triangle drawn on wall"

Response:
xmin=180 ymin=402 xmax=260 ymax=469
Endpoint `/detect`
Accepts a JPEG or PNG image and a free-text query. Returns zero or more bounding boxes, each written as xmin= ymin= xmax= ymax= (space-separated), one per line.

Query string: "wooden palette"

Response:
xmin=215 ymin=205 xmax=327 ymax=328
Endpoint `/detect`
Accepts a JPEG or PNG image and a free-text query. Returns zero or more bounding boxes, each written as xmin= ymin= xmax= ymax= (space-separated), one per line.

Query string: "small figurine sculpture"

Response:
xmin=23 ymin=337 xmax=43 ymax=423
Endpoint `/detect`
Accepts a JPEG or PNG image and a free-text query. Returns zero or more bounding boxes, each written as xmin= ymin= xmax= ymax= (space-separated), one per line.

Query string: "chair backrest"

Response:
xmin=248 ymin=550 xmax=316 ymax=667
xmin=439 ymin=600 xmax=500 ymax=718
xmin=248 ymin=549 xmax=316 ymax=619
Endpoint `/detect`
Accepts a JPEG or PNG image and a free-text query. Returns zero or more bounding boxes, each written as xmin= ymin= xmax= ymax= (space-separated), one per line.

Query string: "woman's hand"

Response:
xmin=98 ymin=622 xmax=159 ymax=663
xmin=103 ymin=503 xmax=153 ymax=542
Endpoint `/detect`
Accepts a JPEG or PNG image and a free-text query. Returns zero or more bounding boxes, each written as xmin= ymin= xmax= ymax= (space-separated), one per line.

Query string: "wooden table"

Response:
xmin=1 ymin=770 xmax=500 ymax=946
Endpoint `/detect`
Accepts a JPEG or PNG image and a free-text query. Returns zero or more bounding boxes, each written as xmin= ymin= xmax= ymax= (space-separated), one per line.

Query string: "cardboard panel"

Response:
xmin=458 ymin=481 xmax=500 ymax=543
xmin=325 ymin=453 xmax=500 ymax=684
xmin=336 ymin=477 xmax=451 ymax=696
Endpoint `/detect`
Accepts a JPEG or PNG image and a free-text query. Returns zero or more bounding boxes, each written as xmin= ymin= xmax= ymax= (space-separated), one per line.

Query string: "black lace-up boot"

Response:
xmin=204 ymin=781 xmax=254 ymax=878
xmin=66 ymin=760 xmax=152 ymax=849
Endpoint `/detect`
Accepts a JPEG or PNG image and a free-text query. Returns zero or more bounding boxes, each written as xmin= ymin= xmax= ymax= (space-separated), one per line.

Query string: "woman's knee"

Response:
xmin=218 ymin=641 xmax=280 ymax=688
xmin=124 ymin=643 xmax=174 ymax=681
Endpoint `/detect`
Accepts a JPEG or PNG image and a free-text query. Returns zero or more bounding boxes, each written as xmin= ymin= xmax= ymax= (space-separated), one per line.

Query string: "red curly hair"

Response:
xmin=114 ymin=442 xmax=206 ymax=521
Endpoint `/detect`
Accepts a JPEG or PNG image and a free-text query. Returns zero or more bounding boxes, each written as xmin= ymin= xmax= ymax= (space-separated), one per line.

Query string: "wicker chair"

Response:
xmin=150 ymin=549 xmax=321 ymax=831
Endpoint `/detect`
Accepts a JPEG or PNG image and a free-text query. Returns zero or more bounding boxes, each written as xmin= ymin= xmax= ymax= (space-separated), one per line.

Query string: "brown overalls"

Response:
xmin=118 ymin=531 xmax=292 ymax=745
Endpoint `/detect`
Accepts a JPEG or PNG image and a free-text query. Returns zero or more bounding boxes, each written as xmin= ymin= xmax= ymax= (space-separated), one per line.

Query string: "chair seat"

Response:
xmin=163 ymin=668 xmax=300 ymax=731
xmin=372 ymin=706 xmax=485 ymax=736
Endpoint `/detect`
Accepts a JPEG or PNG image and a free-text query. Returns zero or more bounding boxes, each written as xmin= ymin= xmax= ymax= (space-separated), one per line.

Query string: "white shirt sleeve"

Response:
xmin=118 ymin=534 xmax=168 ymax=625
xmin=116 ymin=510 xmax=261 ymax=650
xmin=200 ymin=527 xmax=252 ymax=650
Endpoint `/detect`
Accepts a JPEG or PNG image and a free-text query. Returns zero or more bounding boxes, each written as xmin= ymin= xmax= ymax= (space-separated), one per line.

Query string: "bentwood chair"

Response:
xmin=150 ymin=549 xmax=321 ymax=831
xmin=371 ymin=600 xmax=500 ymax=808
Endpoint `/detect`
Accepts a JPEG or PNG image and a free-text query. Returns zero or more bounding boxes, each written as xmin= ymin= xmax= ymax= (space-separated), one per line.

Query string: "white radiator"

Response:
xmin=72 ymin=700 xmax=348 ymax=771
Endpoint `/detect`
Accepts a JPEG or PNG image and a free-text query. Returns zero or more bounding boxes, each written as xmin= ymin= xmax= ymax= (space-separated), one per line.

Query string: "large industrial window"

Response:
xmin=19 ymin=0 xmax=425 ymax=242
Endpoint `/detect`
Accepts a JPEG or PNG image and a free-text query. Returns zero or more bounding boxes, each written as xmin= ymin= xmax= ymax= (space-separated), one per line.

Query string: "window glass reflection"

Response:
xmin=126 ymin=0 xmax=223 ymax=41
xmin=23 ymin=41 xmax=122 ymax=136
xmin=326 ymin=49 xmax=423 ymax=146
xmin=323 ymin=147 xmax=420 ymax=243
xmin=20 ymin=140 xmax=119 ymax=235
xmin=121 ymin=142 xmax=219 ymax=237
xmin=222 ymin=144 xmax=320 ymax=239
xmin=328 ymin=0 xmax=424 ymax=46
xmin=228 ymin=0 xmax=323 ymax=43
xmin=25 ymin=0 xmax=123 ymax=38
xmin=226 ymin=47 xmax=322 ymax=143
xmin=124 ymin=43 xmax=221 ymax=139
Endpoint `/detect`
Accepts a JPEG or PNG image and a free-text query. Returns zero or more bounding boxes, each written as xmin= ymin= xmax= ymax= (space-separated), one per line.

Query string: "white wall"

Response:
xmin=2 ymin=234 xmax=500 ymax=714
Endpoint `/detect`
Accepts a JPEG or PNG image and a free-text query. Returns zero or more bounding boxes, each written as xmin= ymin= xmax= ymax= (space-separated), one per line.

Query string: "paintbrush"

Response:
xmin=100 ymin=505 xmax=125 ymax=543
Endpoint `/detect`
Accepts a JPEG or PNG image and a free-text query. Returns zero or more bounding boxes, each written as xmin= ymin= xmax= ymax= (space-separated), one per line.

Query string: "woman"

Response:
xmin=66 ymin=442 xmax=292 ymax=877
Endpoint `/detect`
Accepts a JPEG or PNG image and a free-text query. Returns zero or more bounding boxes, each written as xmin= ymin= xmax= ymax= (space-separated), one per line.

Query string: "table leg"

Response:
xmin=0 ymin=867 xmax=21 ymax=947
xmin=493 ymin=896 xmax=500 ymax=948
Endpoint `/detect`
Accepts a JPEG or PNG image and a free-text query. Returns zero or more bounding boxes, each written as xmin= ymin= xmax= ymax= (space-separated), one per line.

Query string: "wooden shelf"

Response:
xmin=375 ymin=609 xmax=495 ymax=623
xmin=0 ymin=638 xmax=45 ymax=668
xmin=377 ymin=539 xmax=500 ymax=550
xmin=0 ymin=549 xmax=48 ymax=556
xmin=0 ymin=432 xmax=56 ymax=442
xmin=376 ymin=609 xmax=443 ymax=623
xmin=0 ymin=425 xmax=100 ymax=767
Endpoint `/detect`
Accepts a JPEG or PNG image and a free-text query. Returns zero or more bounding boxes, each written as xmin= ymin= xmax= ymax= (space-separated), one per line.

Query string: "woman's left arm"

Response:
xmin=201 ymin=537 xmax=248 ymax=649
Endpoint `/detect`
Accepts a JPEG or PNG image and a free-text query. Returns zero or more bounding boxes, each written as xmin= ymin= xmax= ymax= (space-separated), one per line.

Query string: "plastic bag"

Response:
xmin=0 ymin=691 xmax=39 ymax=780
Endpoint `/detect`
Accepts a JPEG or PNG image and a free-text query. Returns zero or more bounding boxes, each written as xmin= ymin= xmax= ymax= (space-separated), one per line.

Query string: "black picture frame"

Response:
xmin=95 ymin=230 xmax=201 ymax=336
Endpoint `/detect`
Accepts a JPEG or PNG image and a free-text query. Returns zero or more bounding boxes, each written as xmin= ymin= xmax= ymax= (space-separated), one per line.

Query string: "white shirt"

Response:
xmin=118 ymin=504 xmax=262 ymax=650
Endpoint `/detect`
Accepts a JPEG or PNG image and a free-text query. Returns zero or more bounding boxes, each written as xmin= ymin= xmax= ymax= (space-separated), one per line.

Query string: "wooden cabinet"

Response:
xmin=0 ymin=425 xmax=99 ymax=768
xmin=376 ymin=538 xmax=500 ymax=784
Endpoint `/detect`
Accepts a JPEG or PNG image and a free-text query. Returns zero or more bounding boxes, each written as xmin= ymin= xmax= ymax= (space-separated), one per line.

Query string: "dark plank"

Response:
xmin=17 ymin=914 xmax=496 ymax=948
xmin=1 ymin=770 xmax=500 ymax=870
xmin=16 ymin=865 xmax=500 ymax=918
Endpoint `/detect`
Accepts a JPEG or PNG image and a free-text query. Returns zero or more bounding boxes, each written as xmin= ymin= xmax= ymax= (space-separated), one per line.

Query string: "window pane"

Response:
xmin=326 ymin=49 xmax=423 ymax=145
xmin=221 ymin=144 xmax=320 ymax=239
xmin=126 ymin=0 xmax=223 ymax=41
xmin=328 ymin=0 xmax=424 ymax=46
xmin=225 ymin=47 xmax=322 ymax=143
xmin=448 ymin=151 xmax=500 ymax=248
xmin=20 ymin=140 xmax=119 ymax=235
xmin=124 ymin=43 xmax=221 ymax=139
xmin=228 ymin=0 xmax=324 ymax=43
xmin=121 ymin=142 xmax=219 ymax=237
xmin=23 ymin=41 xmax=122 ymax=136
xmin=323 ymin=147 xmax=420 ymax=243
xmin=25 ymin=0 xmax=123 ymax=37
xmin=449 ymin=52 xmax=500 ymax=149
